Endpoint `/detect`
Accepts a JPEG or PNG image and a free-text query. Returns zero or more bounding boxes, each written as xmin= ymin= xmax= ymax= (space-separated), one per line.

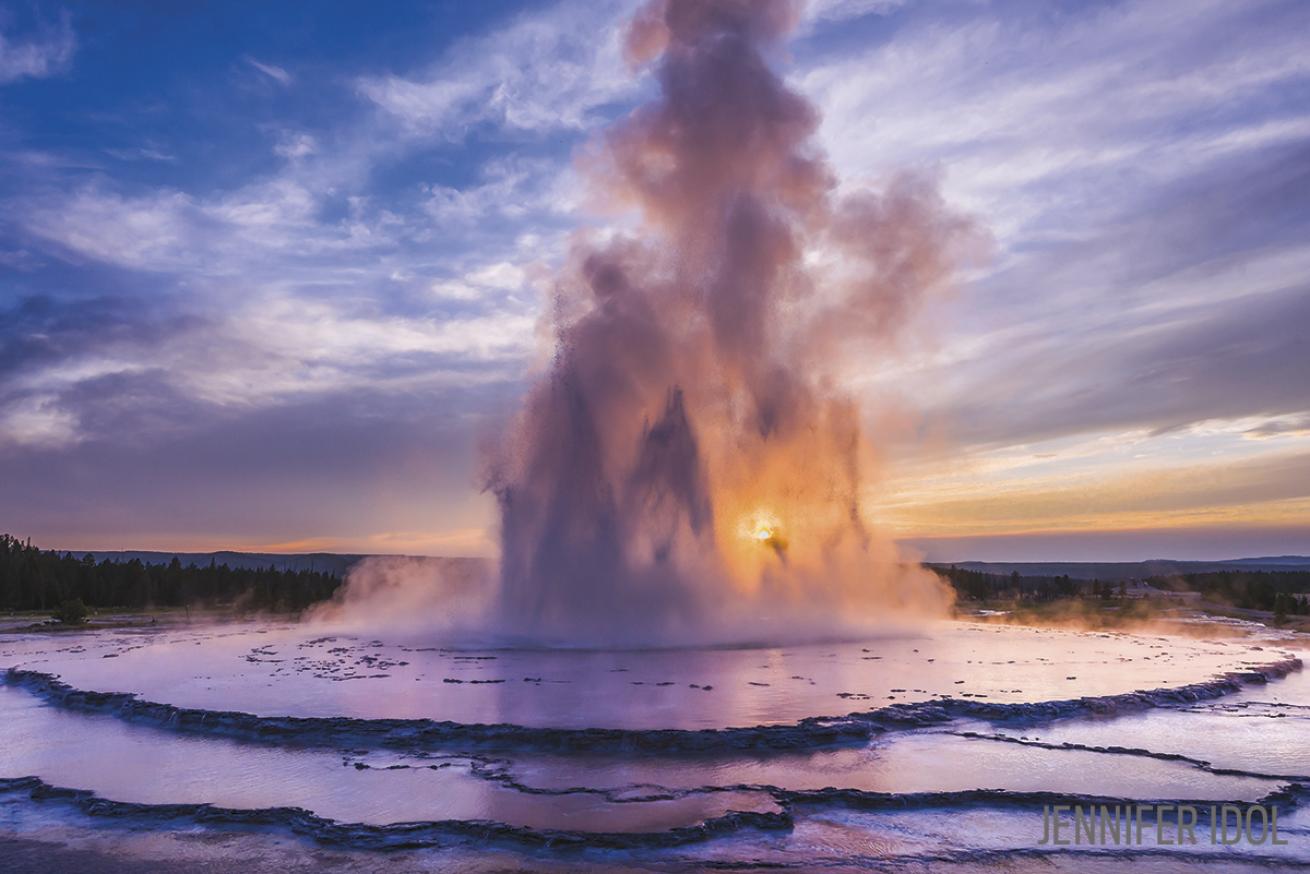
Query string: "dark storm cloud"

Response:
xmin=0 ymin=379 xmax=517 ymax=545
xmin=0 ymin=293 xmax=203 ymax=378
xmin=932 ymin=139 xmax=1310 ymax=449
xmin=943 ymin=282 xmax=1310 ymax=448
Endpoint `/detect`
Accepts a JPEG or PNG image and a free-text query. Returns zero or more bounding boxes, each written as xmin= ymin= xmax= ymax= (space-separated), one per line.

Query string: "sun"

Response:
xmin=740 ymin=511 xmax=788 ymax=557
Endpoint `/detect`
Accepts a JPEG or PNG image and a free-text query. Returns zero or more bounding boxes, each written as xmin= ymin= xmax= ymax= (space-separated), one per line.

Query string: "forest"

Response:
xmin=935 ymin=563 xmax=1310 ymax=618
xmin=1145 ymin=569 xmax=1310 ymax=616
xmin=8 ymin=531 xmax=1309 ymax=623
xmin=0 ymin=534 xmax=342 ymax=617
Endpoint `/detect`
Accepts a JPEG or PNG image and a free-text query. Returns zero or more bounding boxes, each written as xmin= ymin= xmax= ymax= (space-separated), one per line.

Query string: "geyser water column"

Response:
xmin=485 ymin=0 xmax=980 ymax=645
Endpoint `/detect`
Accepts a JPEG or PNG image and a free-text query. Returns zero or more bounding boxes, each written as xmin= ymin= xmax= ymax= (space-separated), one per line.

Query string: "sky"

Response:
xmin=0 ymin=0 xmax=1307 ymax=562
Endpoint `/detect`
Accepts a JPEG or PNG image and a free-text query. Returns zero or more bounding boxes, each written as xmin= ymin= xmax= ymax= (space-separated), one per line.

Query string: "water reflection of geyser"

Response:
xmin=319 ymin=0 xmax=980 ymax=647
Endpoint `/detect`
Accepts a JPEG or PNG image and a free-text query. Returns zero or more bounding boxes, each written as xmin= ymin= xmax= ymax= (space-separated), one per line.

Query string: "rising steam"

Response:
xmin=319 ymin=0 xmax=979 ymax=646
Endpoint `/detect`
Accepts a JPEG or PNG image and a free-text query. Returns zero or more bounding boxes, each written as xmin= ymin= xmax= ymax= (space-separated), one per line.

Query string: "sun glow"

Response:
xmin=738 ymin=510 xmax=789 ymax=556
xmin=739 ymin=510 xmax=781 ymax=544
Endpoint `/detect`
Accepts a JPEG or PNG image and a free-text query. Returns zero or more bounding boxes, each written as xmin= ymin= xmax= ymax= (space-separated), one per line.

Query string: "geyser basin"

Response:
xmin=1 ymin=621 xmax=1291 ymax=730
xmin=0 ymin=685 xmax=778 ymax=833
xmin=2 ymin=619 xmax=1306 ymax=869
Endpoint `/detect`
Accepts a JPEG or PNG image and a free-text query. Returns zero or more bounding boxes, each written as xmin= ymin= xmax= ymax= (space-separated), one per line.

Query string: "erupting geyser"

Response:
xmin=316 ymin=0 xmax=981 ymax=644
xmin=482 ymin=0 xmax=979 ymax=644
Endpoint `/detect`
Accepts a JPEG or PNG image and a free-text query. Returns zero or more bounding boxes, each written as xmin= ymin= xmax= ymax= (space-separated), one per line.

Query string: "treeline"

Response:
xmin=1146 ymin=570 xmax=1310 ymax=615
xmin=934 ymin=566 xmax=1088 ymax=603
xmin=0 ymin=534 xmax=342 ymax=615
xmin=936 ymin=563 xmax=1310 ymax=617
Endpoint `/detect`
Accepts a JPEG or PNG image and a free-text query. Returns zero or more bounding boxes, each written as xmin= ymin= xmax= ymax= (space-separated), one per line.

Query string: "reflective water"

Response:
xmin=0 ymin=619 xmax=1305 ymax=870
xmin=0 ymin=685 xmax=777 ymax=831
xmin=993 ymin=667 xmax=1310 ymax=778
xmin=494 ymin=731 xmax=1282 ymax=799
xmin=0 ymin=621 xmax=1281 ymax=729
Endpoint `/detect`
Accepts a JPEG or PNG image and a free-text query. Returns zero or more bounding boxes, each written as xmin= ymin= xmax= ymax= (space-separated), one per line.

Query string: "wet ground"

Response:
xmin=0 ymin=619 xmax=1305 ymax=870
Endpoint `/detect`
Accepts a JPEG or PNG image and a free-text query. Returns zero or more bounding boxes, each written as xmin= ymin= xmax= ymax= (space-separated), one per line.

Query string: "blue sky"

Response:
xmin=1 ymin=0 xmax=1308 ymax=561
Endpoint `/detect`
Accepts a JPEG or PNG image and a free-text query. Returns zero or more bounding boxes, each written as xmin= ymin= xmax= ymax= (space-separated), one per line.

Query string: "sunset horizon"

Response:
xmin=2 ymin=0 xmax=1306 ymax=567
xmin=1 ymin=1 xmax=1307 ymax=871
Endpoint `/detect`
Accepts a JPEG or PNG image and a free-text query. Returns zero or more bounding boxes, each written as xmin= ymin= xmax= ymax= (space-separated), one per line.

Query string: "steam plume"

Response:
xmin=480 ymin=0 xmax=978 ymax=644
xmin=313 ymin=0 xmax=978 ymax=644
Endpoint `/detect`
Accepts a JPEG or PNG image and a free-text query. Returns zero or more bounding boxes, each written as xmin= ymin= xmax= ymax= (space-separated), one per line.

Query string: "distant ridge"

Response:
xmin=930 ymin=556 xmax=1310 ymax=580
xmin=1220 ymin=555 xmax=1310 ymax=566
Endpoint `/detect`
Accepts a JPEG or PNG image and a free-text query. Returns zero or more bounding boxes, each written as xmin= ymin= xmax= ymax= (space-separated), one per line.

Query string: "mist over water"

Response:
xmin=321 ymin=0 xmax=980 ymax=646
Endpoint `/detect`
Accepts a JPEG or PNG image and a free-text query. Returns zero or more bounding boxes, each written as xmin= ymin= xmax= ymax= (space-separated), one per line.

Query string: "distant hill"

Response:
xmin=929 ymin=556 xmax=1310 ymax=581
xmin=1219 ymin=555 xmax=1310 ymax=567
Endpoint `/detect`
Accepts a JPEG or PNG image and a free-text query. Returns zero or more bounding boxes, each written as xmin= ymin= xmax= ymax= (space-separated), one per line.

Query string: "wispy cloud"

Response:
xmin=1246 ymin=414 xmax=1310 ymax=440
xmin=799 ymin=0 xmax=1310 ymax=446
xmin=0 ymin=393 xmax=79 ymax=449
xmin=1 ymin=0 xmax=1307 ymax=556
xmin=246 ymin=56 xmax=292 ymax=86
xmin=104 ymin=145 xmax=177 ymax=163
xmin=0 ymin=11 xmax=75 ymax=84
xmin=356 ymin=0 xmax=636 ymax=137
xmin=804 ymin=0 xmax=907 ymax=26
xmin=273 ymin=131 xmax=317 ymax=160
